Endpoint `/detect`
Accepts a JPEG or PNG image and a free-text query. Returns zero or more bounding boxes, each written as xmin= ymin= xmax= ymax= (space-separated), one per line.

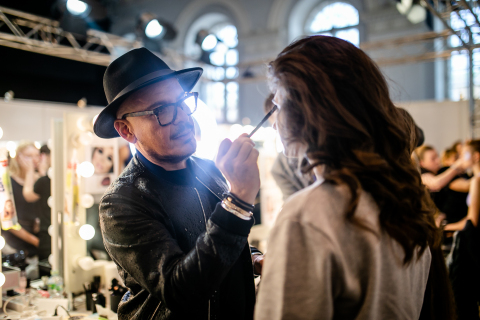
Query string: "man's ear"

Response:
xmin=114 ymin=120 xmax=137 ymax=144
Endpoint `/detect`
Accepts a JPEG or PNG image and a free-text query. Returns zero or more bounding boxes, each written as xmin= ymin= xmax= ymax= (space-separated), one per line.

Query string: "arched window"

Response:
xmin=306 ymin=2 xmax=360 ymax=46
xmin=449 ymin=8 xmax=480 ymax=101
xmin=202 ymin=24 xmax=239 ymax=123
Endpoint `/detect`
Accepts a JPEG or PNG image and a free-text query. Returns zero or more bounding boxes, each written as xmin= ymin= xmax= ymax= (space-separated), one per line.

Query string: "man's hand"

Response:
xmin=216 ymin=133 xmax=260 ymax=204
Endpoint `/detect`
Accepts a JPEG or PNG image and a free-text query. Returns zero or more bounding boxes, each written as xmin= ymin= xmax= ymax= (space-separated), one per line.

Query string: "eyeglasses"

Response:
xmin=122 ymin=92 xmax=198 ymax=127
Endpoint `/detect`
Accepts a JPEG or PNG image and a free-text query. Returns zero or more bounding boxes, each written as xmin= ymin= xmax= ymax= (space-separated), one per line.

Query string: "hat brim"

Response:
xmin=94 ymin=67 xmax=203 ymax=139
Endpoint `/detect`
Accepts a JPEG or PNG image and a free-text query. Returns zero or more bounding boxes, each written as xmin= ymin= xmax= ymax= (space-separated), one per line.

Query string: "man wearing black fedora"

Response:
xmin=94 ymin=48 xmax=263 ymax=320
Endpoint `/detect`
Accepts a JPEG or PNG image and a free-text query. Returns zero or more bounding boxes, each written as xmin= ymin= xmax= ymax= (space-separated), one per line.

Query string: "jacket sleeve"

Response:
xmin=99 ymin=188 xmax=254 ymax=313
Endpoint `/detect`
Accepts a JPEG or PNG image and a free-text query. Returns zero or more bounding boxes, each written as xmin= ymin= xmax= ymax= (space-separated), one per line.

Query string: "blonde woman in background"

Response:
xmin=3 ymin=141 xmax=40 ymax=257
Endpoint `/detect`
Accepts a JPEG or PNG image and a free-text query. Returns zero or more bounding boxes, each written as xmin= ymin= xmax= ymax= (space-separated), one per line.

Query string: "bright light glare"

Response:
xmin=310 ymin=3 xmax=359 ymax=33
xmin=129 ymin=143 xmax=137 ymax=156
xmin=6 ymin=141 xmax=16 ymax=152
xmin=0 ymin=127 xmax=3 ymax=139
xmin=79 ymin=224 xmax=95 ymax=240
xmin=66 ymin=0 xmax=88 ymax=15
xmin=216 ymin=25 xmax=238 ymax=48
xmin=34 ymin=141 xmax=41 ymax=149
xmin=9 ymin=150 xmax=16 ymax=158
xmin=0 ymin=236 xmax=5 ymax=250
xmin=77 ymin=161 xmax=95 ymax=178
xmin=191 ymin=99 xmax=219 ymax=160
xmin=209 ymin=52 xmax=225 ymax=66
xmin=202 ymin=35 xmax=218 ymax=51
xmin=92 ymin=114 xmax=99 ymax=127
xmin=0 ymin=273 xmax=5 ymax=287
xmin=145 ymin=19 xmax=164 ymax=38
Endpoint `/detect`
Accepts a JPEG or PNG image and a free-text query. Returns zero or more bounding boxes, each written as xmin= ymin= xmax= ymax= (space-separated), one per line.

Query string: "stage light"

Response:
xmin=66 ymin=0 xmax=89 ymax=16
xmin=202 ymin=35 xmax=218 ymax=51
xmin=407 ymin=5 xmax=426 ymax=24
xmin=79 ymin=224 xmax=95 ymax=240
xmin=145 ymin=19 xmax=164 ymax=39
xmin=137 ymin=13 xmax=177 ymax=43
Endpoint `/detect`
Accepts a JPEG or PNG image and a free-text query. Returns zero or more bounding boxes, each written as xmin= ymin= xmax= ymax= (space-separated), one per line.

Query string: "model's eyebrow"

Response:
xmin=145 ymin=92 xmax=186 ymax=111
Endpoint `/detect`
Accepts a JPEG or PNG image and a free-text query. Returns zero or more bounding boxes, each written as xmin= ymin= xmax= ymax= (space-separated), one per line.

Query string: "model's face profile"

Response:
xmin=115 ymin=78 xmax=197 ymax=164
xmin=273 ymin=88 xmax=303 ymax=158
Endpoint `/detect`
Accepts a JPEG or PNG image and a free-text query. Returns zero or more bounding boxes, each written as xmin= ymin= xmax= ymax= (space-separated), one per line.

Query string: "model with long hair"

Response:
xmin=255 ymin=36 xmax=454 ymax=320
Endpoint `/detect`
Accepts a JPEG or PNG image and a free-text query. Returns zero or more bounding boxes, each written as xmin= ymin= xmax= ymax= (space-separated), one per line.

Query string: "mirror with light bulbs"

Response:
xmin=0 ymin=99 xmax=126 ymax=296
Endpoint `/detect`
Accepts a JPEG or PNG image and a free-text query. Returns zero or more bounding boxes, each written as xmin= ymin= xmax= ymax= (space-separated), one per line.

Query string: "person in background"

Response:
xmin=442 ymin=147 xmax=459 ymax=167
xmin=4 ymin=141 xmax=40 ymax=257
xmin=445 ymin=140 xmax=480 ymax=231
xmin=417 ymin=145 xmax=470 ymax=222
xmin=436 ymin=143 xmax=471 ymax=226
xmin=255 ymin=35 xmax=454 ymax=320
xmin=24 ymin=145 xmax=52 ymax=261
xmin=264 ymin=93 xmax=313 ymax=200
xmin=444 ymin=140 xmax=480 ymax=319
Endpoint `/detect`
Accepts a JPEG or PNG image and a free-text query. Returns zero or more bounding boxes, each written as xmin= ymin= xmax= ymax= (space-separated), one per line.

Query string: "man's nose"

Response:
xmin=174 ymin=105 xmax=191 ymax=124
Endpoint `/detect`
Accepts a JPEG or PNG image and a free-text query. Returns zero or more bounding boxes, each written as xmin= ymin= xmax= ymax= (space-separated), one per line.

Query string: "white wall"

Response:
xmin=0 ymin=99 xmax=103 ymax=143
xmin=398 ymin=100 xmax=470 ymax=152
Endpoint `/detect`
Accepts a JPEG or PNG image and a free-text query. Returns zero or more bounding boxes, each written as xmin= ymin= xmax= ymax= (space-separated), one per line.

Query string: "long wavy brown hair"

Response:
xmin=268 ymin=36 xmax=439 ymax=264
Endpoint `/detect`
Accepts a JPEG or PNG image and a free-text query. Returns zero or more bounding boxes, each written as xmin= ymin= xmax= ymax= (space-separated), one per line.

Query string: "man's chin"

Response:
xmin=156 ymin=141 xmax=196 ymax=164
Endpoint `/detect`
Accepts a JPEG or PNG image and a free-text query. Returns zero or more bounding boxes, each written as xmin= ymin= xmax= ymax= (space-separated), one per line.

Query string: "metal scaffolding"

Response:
xmin=0 ymin=6 xmax=142 ymax=66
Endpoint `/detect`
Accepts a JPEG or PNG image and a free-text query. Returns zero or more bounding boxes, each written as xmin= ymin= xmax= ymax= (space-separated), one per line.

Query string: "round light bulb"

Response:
xmin=9 ymin=150 xmax=16 ymax=158
xmin=77 ymin=161 xmax=95 ymax=178
xmin=145 ymin=19 xmax=164 ymax=38
xmin=77 ymin=131 xmax=94 ymax=146
xmin=0 ymin=236 xmax=5 ymax=250
xmin=47 ymin=196 xmax=53 ymax=208
xmin=47 ymin=167 xmax=53 ymax=179
xmin=48 ymin=254 xmax=54 ymax=266
xmin=34 ymin=141 xmax=41 ymax=149
xmin=79 ymin=224 xmax=95 ymax=240
xmin=66 ymin=0 xmax=88 ymax=15
xmin=0 ymin=127 xmax=3 ymax=139
xmin=80 ymin=194 xmax=94 ymax=208
xmin=48 ymin=225 xmax=54 ymax=236
xmin=202 ymin=34 xmax=218 ymax=51
xmin=0 ymin=272 xmax=5 ymax=287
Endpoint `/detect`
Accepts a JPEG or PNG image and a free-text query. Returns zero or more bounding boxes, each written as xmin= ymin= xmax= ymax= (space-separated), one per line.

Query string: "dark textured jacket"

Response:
xmin=99 ymin=155 xmax=257 ymax=320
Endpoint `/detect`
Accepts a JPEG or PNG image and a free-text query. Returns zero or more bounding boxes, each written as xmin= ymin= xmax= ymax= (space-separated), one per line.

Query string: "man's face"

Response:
xmin=116 ymin=79 xmax=196 ymax=164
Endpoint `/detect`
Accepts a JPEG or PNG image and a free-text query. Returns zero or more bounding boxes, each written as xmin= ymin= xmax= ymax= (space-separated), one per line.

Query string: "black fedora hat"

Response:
xmin=94 ymin=47 xmax=203 ymax=138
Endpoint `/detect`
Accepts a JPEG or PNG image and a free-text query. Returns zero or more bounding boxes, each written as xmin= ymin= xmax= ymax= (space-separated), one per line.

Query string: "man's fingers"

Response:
xmin=223 ymin=137 xmax=255 ymax=162
xmin=246 ymin=147 xmax=260 ymax=163
xmin=236 ymin=142 xmax=254 ymax=162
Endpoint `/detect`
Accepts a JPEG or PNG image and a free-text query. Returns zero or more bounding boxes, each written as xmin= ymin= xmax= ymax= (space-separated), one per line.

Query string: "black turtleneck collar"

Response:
xmin=136 ymin=150 xmax=194 ymax=186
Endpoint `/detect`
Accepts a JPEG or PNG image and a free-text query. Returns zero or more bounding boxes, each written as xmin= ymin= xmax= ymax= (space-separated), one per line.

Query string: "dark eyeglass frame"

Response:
xmin=121 ymin=92 xmax=198 ymax=127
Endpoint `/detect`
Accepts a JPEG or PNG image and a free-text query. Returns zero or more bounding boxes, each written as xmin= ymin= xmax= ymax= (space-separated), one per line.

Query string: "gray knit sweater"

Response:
xmin=255 ymin=180 xmax=431 ymax=320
